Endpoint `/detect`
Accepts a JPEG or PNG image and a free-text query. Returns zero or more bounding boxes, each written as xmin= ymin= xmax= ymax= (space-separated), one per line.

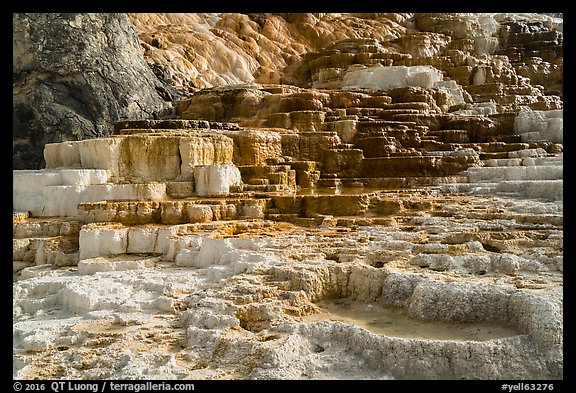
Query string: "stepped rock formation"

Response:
xmin=13 ymin=13 xmax=563 ymax=381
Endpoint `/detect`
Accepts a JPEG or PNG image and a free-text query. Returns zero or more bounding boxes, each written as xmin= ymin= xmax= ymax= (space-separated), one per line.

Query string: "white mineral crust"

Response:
xmin=514 ymin=109 xmax=563 ymax=144
xmin=193 ymin=164 xmax=242 ymax=196
xmin=13 ymin=209 xmax=563 ymax=380
xmin=342 ymin=65 xmax=443 ymax=90
xmin=13 ymin=169 xmax=167 ymax=217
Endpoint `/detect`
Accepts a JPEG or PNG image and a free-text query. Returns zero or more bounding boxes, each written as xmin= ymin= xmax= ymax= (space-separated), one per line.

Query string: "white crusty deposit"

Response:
xmin=342 ymin=65 xmax=444 ymax=90
xmin=193 ymin=164 xmax=242 ymax=196
xmin=13 ymin=198 xmax=563 ymax=379
xmin=14 ymin=132 xmax=246 ymax=218
xmin=514 ymin=109 xmax=563 ymax=144
xmin=44 ymin=133 xmax=235 ymax=182
xmin=13 ymin=169 xmax=168 ymax=217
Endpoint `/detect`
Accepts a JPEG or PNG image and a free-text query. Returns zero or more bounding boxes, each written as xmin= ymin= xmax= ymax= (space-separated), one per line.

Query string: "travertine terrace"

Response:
xmin=13 ymin=13 xmax=563 ymax=380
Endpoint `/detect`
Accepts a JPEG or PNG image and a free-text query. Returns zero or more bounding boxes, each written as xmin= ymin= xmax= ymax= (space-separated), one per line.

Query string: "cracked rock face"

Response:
xmin=12 ymin=13 xmax=172 ymax=170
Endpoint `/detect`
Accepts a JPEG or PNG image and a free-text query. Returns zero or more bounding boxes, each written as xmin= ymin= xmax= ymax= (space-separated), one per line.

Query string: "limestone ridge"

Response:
xmin=13 ymin=13 xmax=563 ymax=380
xmin=13 ymin=13 xmax=173 ymax=170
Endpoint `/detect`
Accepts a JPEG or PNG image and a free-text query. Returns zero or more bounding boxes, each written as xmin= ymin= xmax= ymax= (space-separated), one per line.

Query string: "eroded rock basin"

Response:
xmin=307 ymin=299 xmax=521 ymax=341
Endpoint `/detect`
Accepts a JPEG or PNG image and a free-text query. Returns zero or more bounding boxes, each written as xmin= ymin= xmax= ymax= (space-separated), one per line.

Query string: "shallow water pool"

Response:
xmin=307 ymin=299 xmax=521 ymax=341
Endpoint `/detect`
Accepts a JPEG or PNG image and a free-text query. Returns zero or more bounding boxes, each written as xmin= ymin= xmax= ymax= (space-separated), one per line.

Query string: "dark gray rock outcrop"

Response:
xmin=13 ymin=13 xmax=172 ymax=169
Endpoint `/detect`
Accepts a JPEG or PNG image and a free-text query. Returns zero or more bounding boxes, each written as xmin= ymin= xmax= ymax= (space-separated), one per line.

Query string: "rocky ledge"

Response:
xmin=13 ymin=12 xmax=562 ymax=381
